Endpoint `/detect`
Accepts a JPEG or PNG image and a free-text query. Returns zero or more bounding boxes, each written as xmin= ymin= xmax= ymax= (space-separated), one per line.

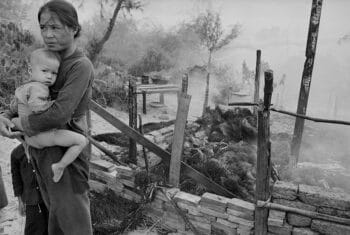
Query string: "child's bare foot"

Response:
xmin=51 ymin=163 xmax=65 ymax=183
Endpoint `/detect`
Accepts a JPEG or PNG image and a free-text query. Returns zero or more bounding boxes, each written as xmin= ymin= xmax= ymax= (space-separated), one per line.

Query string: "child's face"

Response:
xmin=30 ymin=59 xmax=59 ymax=86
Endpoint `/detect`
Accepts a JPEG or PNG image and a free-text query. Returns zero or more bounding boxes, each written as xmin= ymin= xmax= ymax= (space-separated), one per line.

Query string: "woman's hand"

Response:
xmin=11 ymin=118 xmax=24 ymax=132
xmin=0 ymin=116 xmax=23 ymax=138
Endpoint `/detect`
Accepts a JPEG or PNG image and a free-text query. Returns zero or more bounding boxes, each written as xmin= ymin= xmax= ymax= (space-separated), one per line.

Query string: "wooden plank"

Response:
xmin=255 ymin=70 xmax=273 ymax=235
xmin=169 ymin=93 xmax=191 ymax=186
xmin=90 ymin=159 xmax=117 ymax=172
xmin=90 ymin=100 xmax=235 ymax=198
xmin=253 ymin=50 xmax=261 ymax=115
xmin=291 ymin=0 xmax=323 ymax=164
xmin=137 ymin=84 xmax=179 ymax=89
xmin=139 ymin=88 xmax=179 ymax=94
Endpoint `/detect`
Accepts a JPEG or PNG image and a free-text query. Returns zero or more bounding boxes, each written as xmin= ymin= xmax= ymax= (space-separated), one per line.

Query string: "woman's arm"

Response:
xmin=20 ymin=59 xmax=93 ymax=137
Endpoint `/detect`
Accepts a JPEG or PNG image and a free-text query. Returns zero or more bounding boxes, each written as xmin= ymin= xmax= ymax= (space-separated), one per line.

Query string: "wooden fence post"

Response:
xmin=169 ymin=76 xmax=191 ymax=187
xmin=128 ymin=80 xmax=137 ymax=164
xmin=142 ymin=90 xmax=147 ymax=114
xmin=253 ymin=50 xmax=261 ymax=115
xmin=86 ymin=109 xmax=92 ymax=160
xmin=182 ymin=73 xmax=188 ymax=94
xmin=255 ymin=70 xmax=273 ymax=235
xmin=291 ymin=0 xmax=323 ymax=165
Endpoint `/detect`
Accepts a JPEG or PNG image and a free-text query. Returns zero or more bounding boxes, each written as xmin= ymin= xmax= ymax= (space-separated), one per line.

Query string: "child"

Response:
xmin=11 ymin=145 xmax=48 ymax=235
xmin=11 ymin=48 xmax=88 ymax=182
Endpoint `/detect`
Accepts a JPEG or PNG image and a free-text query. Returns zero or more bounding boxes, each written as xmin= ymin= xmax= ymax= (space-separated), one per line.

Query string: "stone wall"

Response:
xmin=89 ymin=159 xmax=350 ymax=235
xmin=269 ymin=181 xmax=350 ymax=235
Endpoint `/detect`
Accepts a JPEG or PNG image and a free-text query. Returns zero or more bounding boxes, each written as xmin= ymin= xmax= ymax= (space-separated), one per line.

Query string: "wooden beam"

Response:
xmin=256 ymin=201 xmax=350 ymax=226
xmin=138 ymin=88 xmax=180 ymax=94
xmin=253 ymin=50 xmax=261 ymax=116
xmin=291 ymin=0 xmax=323 ymax=164
xmin=169 ymin=93 xmax=191 ymax=187
xmin=89 ymin=100 xmax=235 ymax=198
xmin=255 ymin=70 xmax=273 ymax=235
xmin=137 ymin=84 xmax=179 ymax=90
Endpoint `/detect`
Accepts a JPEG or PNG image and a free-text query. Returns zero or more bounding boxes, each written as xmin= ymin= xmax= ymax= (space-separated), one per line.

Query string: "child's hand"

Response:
xmin=11 ymin=118 xmax=24 ymax=132
xmin=17 ymin=197 xmax=25 ymax=216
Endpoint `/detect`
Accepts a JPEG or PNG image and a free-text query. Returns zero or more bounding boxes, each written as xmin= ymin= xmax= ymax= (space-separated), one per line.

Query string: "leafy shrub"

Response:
xmin=0 ymin=21 xmax=34 ymax=109
xmin=128 ymin=47 xmax=172 ymax=77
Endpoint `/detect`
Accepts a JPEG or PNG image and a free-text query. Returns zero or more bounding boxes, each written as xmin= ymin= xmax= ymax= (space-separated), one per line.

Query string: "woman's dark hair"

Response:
xmin=38 ymin=0 xmax=81 ymax=38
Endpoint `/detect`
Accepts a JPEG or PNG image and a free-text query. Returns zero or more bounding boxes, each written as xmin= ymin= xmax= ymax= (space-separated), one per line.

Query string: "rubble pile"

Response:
xmin=179 ymin=106 xmax=258 ymax=201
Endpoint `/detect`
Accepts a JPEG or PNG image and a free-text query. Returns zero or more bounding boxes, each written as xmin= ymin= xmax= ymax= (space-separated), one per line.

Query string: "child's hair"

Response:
xmin=30 ymin=48 xmax=61 ymax=67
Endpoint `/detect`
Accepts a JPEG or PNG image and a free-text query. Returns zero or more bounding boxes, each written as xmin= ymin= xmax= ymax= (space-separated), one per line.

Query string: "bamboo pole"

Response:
xmin=291 ymin=0 xmax=323 ymax=165
xmin=270 ymin=107 xmax=350 ymax=126
xmin=253 ymin=50 xmax=261 ymax=115
xmin=255 ymin=70 xmax=273 ymax=235
xmin=256 ymin=201 xmax=350 ymax=226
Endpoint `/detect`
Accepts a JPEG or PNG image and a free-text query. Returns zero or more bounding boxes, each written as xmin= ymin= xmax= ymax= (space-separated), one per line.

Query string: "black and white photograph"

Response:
xmin=0 ymin=0 xmax=350 ymax=234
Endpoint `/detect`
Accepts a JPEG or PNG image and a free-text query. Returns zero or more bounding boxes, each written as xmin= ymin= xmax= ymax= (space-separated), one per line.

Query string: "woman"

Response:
xmin=0 ymin=0 xmax=94 ymax=234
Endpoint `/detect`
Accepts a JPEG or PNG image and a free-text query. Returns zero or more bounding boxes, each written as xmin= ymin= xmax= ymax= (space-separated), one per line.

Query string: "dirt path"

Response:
xmin=0 ymin=136 xmax=24 ymax=235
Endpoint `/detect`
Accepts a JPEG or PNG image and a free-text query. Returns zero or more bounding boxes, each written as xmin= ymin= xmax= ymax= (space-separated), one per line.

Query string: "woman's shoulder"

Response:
xmin=65 ymin=49 xmax=93 ymax=68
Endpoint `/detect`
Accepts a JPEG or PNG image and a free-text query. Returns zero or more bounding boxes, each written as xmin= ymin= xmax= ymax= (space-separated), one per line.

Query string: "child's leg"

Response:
xmin=25 ymin=130 xmax=88 ymax=182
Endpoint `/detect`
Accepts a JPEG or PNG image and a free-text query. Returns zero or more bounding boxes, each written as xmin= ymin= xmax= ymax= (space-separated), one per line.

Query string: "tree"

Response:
xmin=191 ymin=10 xmax=240 ymax=116
xmin=0 ymin=0 xmax=28 ymax=22
xmin=85 ymin=0 xmax=142 ymax=64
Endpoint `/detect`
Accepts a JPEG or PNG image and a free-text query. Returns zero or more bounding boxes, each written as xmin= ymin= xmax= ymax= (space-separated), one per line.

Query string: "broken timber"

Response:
xmin=89 ymin=100 xmax=235 ymax=198
xmin=169 ymin=93 xmax=191 ymax=187
xmin=253 ymin=50 xmax=261 ymax=116
xmin=291 ymin=0 xmax=323 ymax=163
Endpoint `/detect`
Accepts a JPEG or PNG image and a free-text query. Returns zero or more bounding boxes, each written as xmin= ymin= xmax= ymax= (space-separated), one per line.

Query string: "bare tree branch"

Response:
xmin=87 ymin=0 xmax=143 ymax=63
xmin=214 ymin=24 xmax=241 ymax=51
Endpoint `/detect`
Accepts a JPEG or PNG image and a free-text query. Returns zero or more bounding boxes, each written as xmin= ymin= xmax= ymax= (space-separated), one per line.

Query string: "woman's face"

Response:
xmin=39 ymin=10 xmax=76 ymax=53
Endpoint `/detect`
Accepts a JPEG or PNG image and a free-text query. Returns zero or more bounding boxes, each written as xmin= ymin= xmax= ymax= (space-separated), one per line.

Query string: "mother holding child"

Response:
xmin=0 ymin=0 xmax=94 ymax=234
